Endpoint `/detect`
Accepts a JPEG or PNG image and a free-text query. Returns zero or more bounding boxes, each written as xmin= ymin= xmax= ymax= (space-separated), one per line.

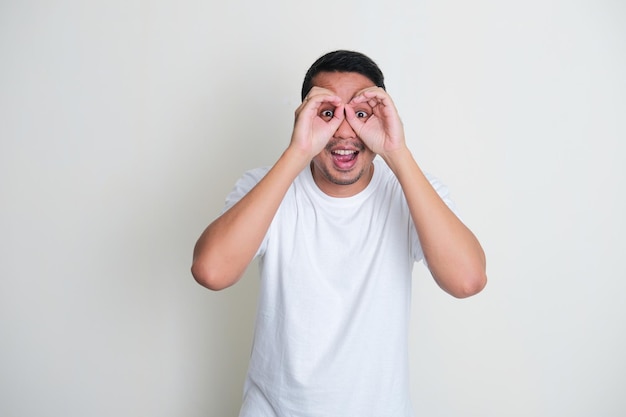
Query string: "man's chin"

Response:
xmin=321 ymin=167 xmax=365 ymax=186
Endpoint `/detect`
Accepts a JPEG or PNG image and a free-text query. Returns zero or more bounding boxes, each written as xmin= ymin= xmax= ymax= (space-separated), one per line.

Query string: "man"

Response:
xmin=192 ymin=50 xmax=487 ymax=416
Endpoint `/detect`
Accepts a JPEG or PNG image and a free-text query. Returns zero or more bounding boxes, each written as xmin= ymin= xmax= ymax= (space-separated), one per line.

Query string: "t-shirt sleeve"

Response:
xmin=411 ymin=173 xmax=459 ymax=264
xmin=222 ymin=166 xmax=271 ymax=257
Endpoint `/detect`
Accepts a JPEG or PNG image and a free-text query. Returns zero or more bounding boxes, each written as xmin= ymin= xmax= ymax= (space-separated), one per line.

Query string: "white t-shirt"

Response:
xmin=224 ymin=158 xmax=455 ymax=417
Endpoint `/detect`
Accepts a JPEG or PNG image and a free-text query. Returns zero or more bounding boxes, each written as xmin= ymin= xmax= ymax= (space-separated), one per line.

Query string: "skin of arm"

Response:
xmin=193 ymin=82 xmax=487 ymax=296
xmin=191 ymin=88 xmax=345 ymax=290
xmin=348 ymin=88 xmax=487 ymax=298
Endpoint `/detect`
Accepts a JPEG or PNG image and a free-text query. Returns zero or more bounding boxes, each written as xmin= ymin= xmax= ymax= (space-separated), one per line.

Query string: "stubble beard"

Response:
xmin=318 ymin=164 xmax=367 ymax=186
xmin=317 ymin=139 xmax=371 ymax=186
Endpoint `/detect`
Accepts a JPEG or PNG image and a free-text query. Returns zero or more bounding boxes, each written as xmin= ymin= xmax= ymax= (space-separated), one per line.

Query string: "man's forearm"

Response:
xmin=383 ymin=147 xmax=487 ymax=298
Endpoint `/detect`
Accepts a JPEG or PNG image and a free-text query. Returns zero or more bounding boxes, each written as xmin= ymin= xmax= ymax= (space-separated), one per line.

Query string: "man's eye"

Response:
xmin=356 ymin=110 xmax=369 ymax=118
xmin=321 ymin=110 xmax=334 ymax=118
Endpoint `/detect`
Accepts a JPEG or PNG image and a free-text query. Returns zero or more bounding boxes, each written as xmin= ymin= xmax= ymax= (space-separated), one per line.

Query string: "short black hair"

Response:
xmin=301 ymin=50 xmax=386 ymax=100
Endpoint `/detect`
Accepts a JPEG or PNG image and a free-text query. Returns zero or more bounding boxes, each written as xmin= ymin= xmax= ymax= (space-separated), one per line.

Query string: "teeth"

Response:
xmin=332 ymin=149 xmax=357 ymax=155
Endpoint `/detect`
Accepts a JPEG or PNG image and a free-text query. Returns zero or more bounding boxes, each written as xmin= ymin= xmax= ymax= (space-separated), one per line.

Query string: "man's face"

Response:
xmin=309 ymin=71 xmax=377 ymax=197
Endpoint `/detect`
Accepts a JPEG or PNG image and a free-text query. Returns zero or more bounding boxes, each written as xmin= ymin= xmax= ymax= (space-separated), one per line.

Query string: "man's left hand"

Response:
xmin=345 ymin=87 xmax=406 ymax=158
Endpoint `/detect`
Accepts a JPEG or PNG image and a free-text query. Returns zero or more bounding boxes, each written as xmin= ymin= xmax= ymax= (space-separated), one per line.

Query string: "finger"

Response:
xmin=353 ymin=91 xmax=400 ymax=120
xmin=305 ymin=94 xmax=342 ymax=111
xmin=344 ymin=103 xmax=359 ymax=123
xmin=303 ymin=86 xmax=339 ymax=103
xmin=296 ymin=93 xmax=341 ymax=119
xmin=344 ymin=104 xmax=365 ymax=132
xmin=350 ymin=96 xmax=381 ymax=113
xmin=351 ymin=86 xmax=384 ymax=99
xmin=351 ymin=88 xmax=390 ymax=108
xmin=329 ymin=103 xmax=346 ymax=126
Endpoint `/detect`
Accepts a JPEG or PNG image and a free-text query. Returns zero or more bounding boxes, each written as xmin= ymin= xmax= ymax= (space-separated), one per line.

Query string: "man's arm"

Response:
xmin=348 ymin=88 xmax=487 ymax=298
xmin=385 ymin=150 xmax=487 ymax=298
xmin=191 ymin=148 xmax=307 ymax=290
xmin=191 ymin=89 xmax=345 ymax=290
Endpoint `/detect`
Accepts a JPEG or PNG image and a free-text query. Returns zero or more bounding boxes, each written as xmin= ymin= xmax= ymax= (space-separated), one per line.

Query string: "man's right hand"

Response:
xmin=289 ymin=87 xmax=345 ymax=161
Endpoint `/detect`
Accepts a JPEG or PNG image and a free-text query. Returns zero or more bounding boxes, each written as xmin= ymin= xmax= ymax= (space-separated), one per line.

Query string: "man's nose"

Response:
xmin=334 ymin=117 xmax=356 ymax=139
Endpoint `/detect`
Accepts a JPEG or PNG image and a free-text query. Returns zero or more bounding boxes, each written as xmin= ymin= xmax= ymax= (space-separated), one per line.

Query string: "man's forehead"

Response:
xmin=311 ymin=72 xmax=375 ymax=96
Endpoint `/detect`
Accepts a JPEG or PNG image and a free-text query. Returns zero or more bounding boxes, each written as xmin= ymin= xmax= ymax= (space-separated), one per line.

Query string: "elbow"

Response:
xmin=191 ymin=258 xmax=239 ymax=291
xmin=447 ymin=250 xmax=488 ymax=299
xmin=449 ymin=270 xmax=487 ymax=299
xmin=431 ymin=258 xmax=487 ymax=298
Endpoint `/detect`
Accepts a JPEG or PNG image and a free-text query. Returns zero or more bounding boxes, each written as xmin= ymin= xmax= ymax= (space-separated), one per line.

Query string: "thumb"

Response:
xmin=327 ymin=104 xmax=346 ymax=132
xmin=344 ymin=104 xmax=365 ymax=134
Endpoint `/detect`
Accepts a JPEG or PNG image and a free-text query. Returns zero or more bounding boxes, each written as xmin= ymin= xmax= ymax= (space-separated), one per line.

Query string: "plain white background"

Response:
xmin=1 ymin=0 xmax=625 ymax=416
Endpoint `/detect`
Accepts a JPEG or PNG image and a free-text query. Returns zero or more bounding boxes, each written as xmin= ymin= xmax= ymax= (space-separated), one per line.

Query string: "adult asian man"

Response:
xmin=192 ymin=50 xmax=487 ymax=417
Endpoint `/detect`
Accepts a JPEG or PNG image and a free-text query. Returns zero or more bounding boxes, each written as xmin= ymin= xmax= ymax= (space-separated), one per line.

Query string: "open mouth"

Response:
xmin=331 ymin=149 xmax=359 ymax=170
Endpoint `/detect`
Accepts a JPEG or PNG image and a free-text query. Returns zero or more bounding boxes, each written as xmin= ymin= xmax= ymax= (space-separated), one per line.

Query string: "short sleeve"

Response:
xmin=411 ymin=173 xmax=459 ymax=264
xmin=222 ymin=166 xmax=271 ymax=257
